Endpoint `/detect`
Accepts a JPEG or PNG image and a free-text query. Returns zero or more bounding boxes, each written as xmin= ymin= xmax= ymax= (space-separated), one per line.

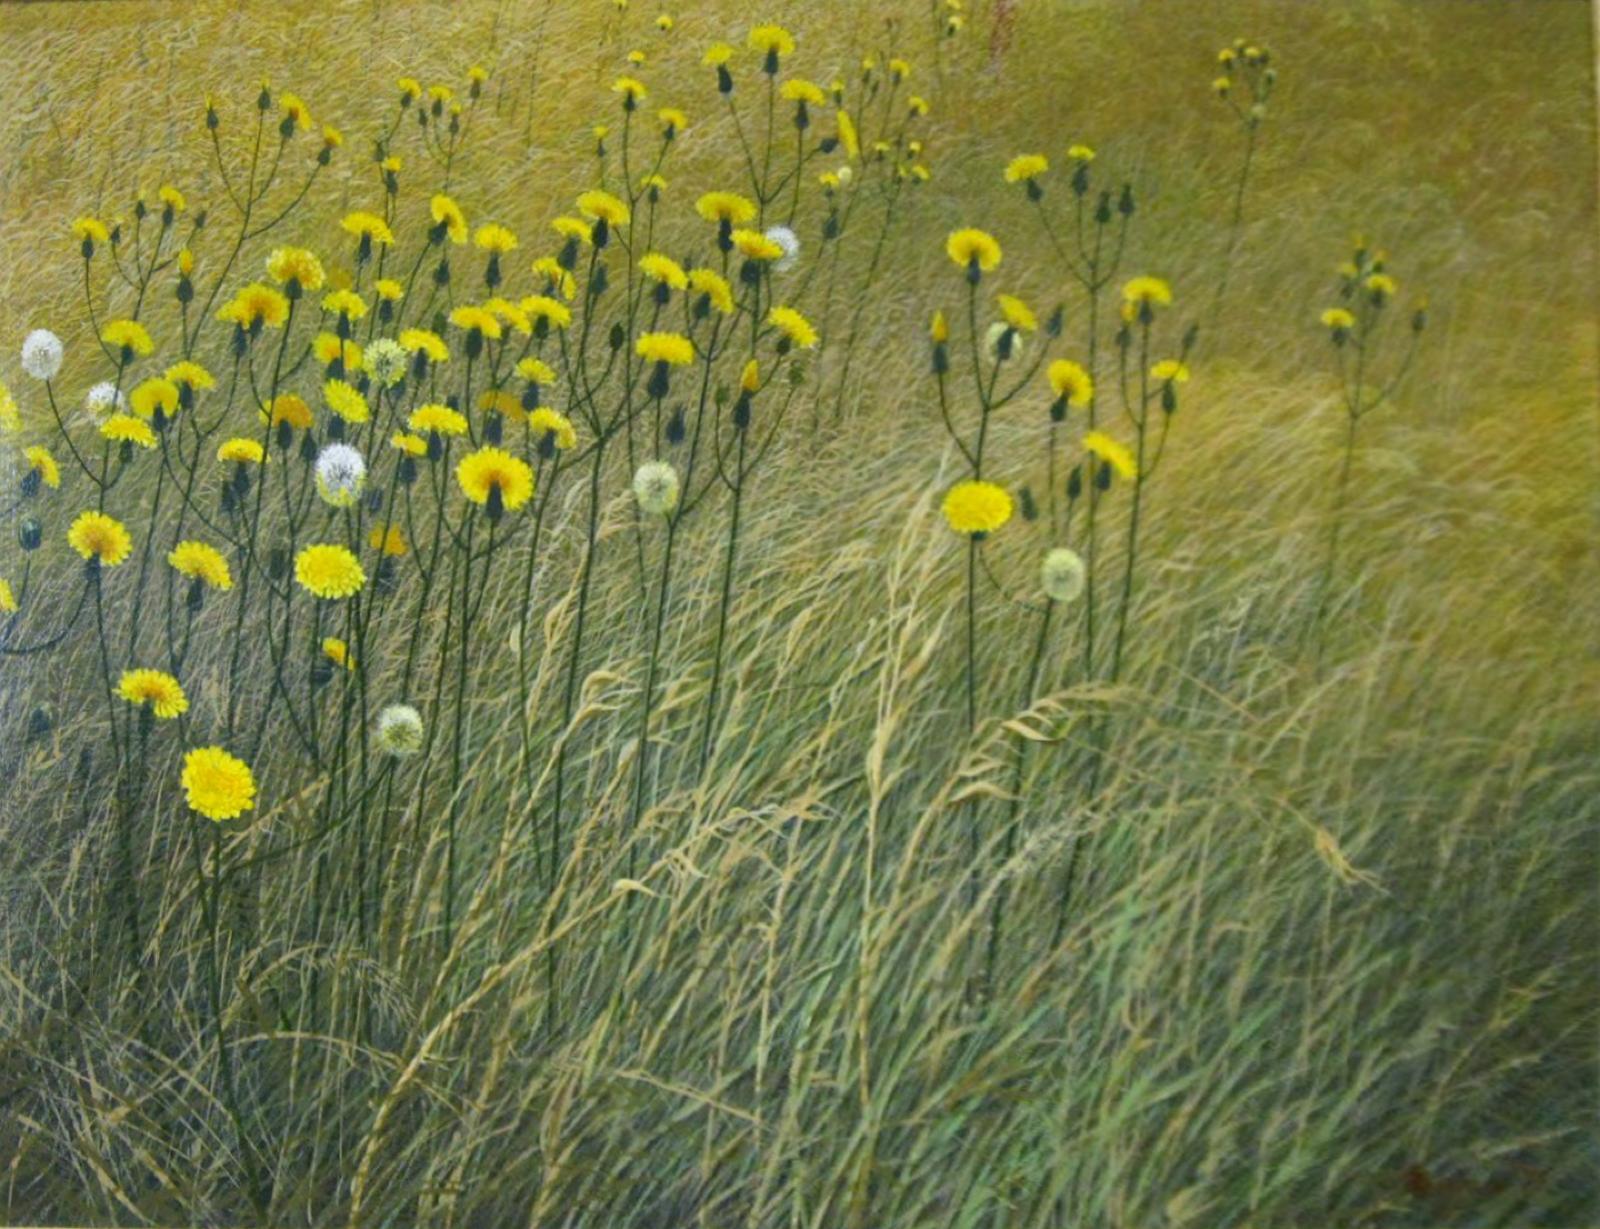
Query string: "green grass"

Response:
xmin=0 ymin=0 xmax=1595 ymax=1225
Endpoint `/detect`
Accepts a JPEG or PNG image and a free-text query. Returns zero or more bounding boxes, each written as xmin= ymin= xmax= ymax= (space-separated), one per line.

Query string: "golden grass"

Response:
xmin=0 ymin=0 xmax=1596 ymax=1225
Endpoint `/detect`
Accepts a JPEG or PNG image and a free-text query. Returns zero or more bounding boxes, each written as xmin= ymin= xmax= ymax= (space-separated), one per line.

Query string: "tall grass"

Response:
xmin=0 ymin=1 xmax=1595 ymax=1226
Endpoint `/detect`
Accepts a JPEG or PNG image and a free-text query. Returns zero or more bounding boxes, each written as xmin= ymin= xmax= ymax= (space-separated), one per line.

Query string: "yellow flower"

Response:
xmin=68 ymin=510 xmax=133 ymax=565
xmin=517 ymin=357 xmax=557 ymax=385
xmin=119 ymin=669 xmax=188 ymax=719
xmin=391 ymin=432 xmax=428 ymax=457
xmin=428 ymin=84 xmax=455 ymax=105
xmin=323 ymin=379 xmax=370 ymax=424
xmin=169 ymin=540 xmax=232 ymax=590
xmin=322 ymin=124 xmax=344 ymax=147
xmin=450 ymin=305 xmax=503 ymax=340
xmin=946 ymin=228 xmax=1001 ymax=273
xmin=322 ymin=637 xmax=355 ymax=670
xmin=182 ymin=746 xmax=256 ymax=822
xmin=1067 ymin=143 xmax=1095 ymax=162
xmin=457 ymin=446 xmax=535 ymax=510
xmin=313 ymin=333 xmax=364 ymax=371
xmin=528 ymin=408 xmax=578 ymax=450
xmin=475 ymin=223 xmax=519 ymax=253
xmin=102 ymin=414 xmax=157 ymax=449
xmin=165 ymin=361 xmax=215 ymax=390
xmin=703 ymin=42 xmax=735 ymax=66
xmin=658 ymin=107 xmax=689 ymax=135
xmin=931 ymin=310 xmax=949 ymax=343
xmin=369 ymin=523 xmax=408 ymax=556
xmin=1321 ymin=307 xmax=1355 ymax=331
xmin=480 ymin=389 xmax=524 ymax=420
xmin=1366 ymin=273 xmax=1398 ymax=299
xmin=374 ymin=278 xmax=404 ymax=302
xmin=889 ymin=57 xmax=911 ymax=81
xmin=322 ymin=289 xmax=368 ymax=320
xmin=72 ymin=216 xmax=110 ymax=245
xmin=1084 ymin=430 xmax=1137 ymax=481
xmin=410 ymin=403 xmax=469 ymax=436
xmin=781 ymin=79 xmax=826 ymax=105
xmin=639 ymin=252 xmax=688 ymax=289
xmin=741 ymin=359 xmax=760 ymax=392
xmin=996 ymin=294 xmax=1037 ymax=333
xmin=695 ymin=191 xmax=757 ymax=224
xmin=24 ymin=446 xmax=60 ymax=488
xmin=635 ymin=332 xmax=695 ymax=365
xmin=218 ymin=283 xmax=290 ymax=329
xmin=732 ymin=229 xmax=784 ymax=261
xmin=639 ymin=172 xmax=669 ymax=196
xmin=263 ymin=393 xmax=313 ymax=430
xmin=767 ymin=306 xmax=818 ymax=348
xmin=341 ymin=211 xmax=395 ymax=246
xmin=941 ymin=480 xmax=1013 ymax=536
xmin=178 ymin=248 xmax=195 ymax=276
xmin=266 ymin=247 xmax=326 ymax=291
xmin=1151 ymin=359 xmax=1190 ymax=383
xmin=217 ymin=438 xmax=266 ymax=465
xmin=613 ymin=76 xmax=649 ymax=103
xmin=576 ymin=189 xmax=630 ymax=227
xmin=836 ymin=109 xmax=859 ymax=158
xmin=909 ymin=95 xmax=930 ymax=116
xmin=130 ymin=377 xmax=180 ymax=419
xmin=1047 ymin=360 xmax=1093 ymax=407
xmin=0 ymin=578 xmax=15 ymax=614
xmin=748 ymin=24 xmax=795 ymax=57
xmin=1122 ymin=276 xmax=1172 ymax=308
xmin=430 ymin=194 xmax=469 ymax=244
xmin=551 ymin=215 xmax=593 ymax=246
xmin=280 ymin=92 xmax=313 ymax=130
xmin=398 ymin=77 xmax=423 ymax=101
xmin=680 ymin=270 xmax=731 ymax=318
xmin=481 ymin=297 xmax=530 ymax=336
xmin=399 ymin=328 xmax=450 ymax=363
xmin=1004 ymin=154 xmax=1049 ymax=183
xmin=102 ymin=319 xmax=154 ymax=358
xmin=295 ymin=543 xmax=365 ymax=599
xmin=520 ymin=295 xmax=573 ymax=329
xmin=656 ymin=13 xmax=673 ymax=30
xmin=469 ymin=65 xmax=489 ymax=83
xmin=158 ymin=185 xmax=186 ymax=213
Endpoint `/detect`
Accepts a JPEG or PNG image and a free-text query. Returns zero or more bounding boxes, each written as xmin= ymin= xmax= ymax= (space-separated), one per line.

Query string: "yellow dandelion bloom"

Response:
xmin=313 ymin=333 xmax=364 ymax=371
xmin=658 ymin=107 xmax=689 ymax=135
xmin=72 ymin=216 xmax=110 ymax=245
xmin=767 ymin=306 xmax=818 ymax=348
xmin=639 ymin=252 xmax=688 ymax=288
xmin=399 ymin=328 xmax=450 ymax=362
xmin=341 ymin=211 xmax=395 ymax=245
xmin=450 ymin=304 xmax=503 ymax=340
xmin=102 ymin=414 xmax=157 ymax=449
xmin=613 ymin=76 xmax=648 ymax=102
xmin=182 ymin=746 xmax=256 ymax=822
xmin=0 ymin=578 xmax=15 ymax=614
xmin=169 ymin=540 xmax=232 ymax=590
xmin=322 ymin=637 xmax=355 ymax=670
xmin=68 ymin=510 xmax=133 ymax=566
xmin=1067 ymin=143 xmax=1095 ymax=162
xmin=732 ymin=229 xmax=784 ymax=261
xmin=263 ymin=393 xmax=314 ymax=429
xmin=102 ymin=319 xmax=154 ymax=358
xmin=997 ymin=294 xmax=1037 ymax=333
xmin=217 ymin=438 xmax=266 ymax=465
xmin=520 ymin=295 xmax=573 ymax=329
xmin=1366 ymin=273 xmax=1397 ymax=299
xmin=741 ymin=359 xmax=760 ymax=392
xmin=457 ymin=446 xmax=535 ymax=510
xmin=576 ymin=189 xmax=630 ymax=227
xmin=130 ymin=377 xmax=180 ymax=419
xmin=165 ymin=361 xmax=214 ymax=390
xmin=374 ymin=278 xmax=404 ymax=302
xmin=703 ymin=42 xmax=735 ymax=66
xmin=475 ymin=223 xmax=519 ymax=253
xmin=369 ymin=523 xmax=408 ymax=556
xmin=687 ymin=268 xmax=734 ymax=313
xmin=391 ymin=431 xmax=428 ymax=457
xmin=322 ymin=289 xmax=368 ymax=320
xmin=24 ymin=446 xmax=60 ymax=488
xmin=158 ymin=184 xmax=187 ymax=212
xmin=430 ymin=194 xmax=469 ymax=244
xmin=635 ymin=332 xmax=695 ymax=365
xmin=528 ymin=408 xmax=577 ymax=450
xmin=836 ymin=109 xmax=860 ymax=158
xmin=295 ymin=543 xmax=365 ymax=600
xmin=410 ymin=403 xmax=469 ymax=436
xmin=1047 ymin=360 xmax=1093 ymax=407
xmin=119 ymin=669 xmax=188 ymax=720
xmin=551 ymin=216 xmax=593 ymax=246
xmin=748 ymin=24 xmax=795 ymax=57
xmin=323 ymin=379 xmax=370 ymax=424
xmin=1122 ymin=276 xmax=1173 ymax=308
xmin=1321 ymin=307 xmax=1355 ymax=331
xmin=695 ymin=191 xmax=757 ymax=224
xmin=1005 ymin=154 xmax=1048 ymax=183
xmin=517 ymin=357 xmax=557 ymax=385
xmin=946 ymin=228 xmax=1002 ymax=272
xmin=266 ymin=247 xmax=326 ymax=291
xmin=781 ymin=79 xmax=826 ymax=105
xmin=942 ymin=480 xmax=1013 ymax=536
xmin=218 ymin=283 xmax=290 ymax=329
xmin=1084 ymin=430 xmax=1137 ymax=480
xmin=931 ymin=310 xmax=949 ymax=343
xmin=1151 ymin=359 xmax=1190 ymax=383
xmin=280 ymin=92 xmax=313 ymax=130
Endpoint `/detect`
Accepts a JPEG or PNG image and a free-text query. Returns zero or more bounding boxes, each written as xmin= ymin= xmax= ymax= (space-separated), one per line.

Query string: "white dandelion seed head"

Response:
xmin=632 ymin=460 xmax=680 ymax=517
xmin=985 ymin=320 xmax=1024 ymax=364
xmin=314 ymin=442 xmax=367 ymax=508
xmin=1040 ymin=547 xmax=1086 ymax=603
xmin=365 ymin=338 xmax=408 ymax=388
xmin=21 ymin=330 xmax=63 ymax=381
xmin=85 ymin=381 xmax=127 ymax=422
xmin=764 ymin=225 xmax=800 ymax=272
xmin=375 ymin=703 xmax=425 ymax=757
xmin=835 ymin=164 xmax=854 ymax=185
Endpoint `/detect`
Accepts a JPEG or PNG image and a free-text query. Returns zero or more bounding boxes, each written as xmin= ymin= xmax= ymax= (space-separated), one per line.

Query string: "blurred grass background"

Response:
xmin=0 ymin=0 xmax=1596 ymax=1225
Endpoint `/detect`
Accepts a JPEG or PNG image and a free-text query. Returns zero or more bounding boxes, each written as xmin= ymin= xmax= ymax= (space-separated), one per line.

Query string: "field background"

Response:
xmin=0 ymin=0 xmax=1597 ymax=1226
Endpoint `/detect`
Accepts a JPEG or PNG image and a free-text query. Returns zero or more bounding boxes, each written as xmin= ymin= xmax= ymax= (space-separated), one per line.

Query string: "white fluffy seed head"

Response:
xmin=85 ymin=381 xmax=126 ymax=422
xmin=315 ymin=442 xmax=367 ymax=508
xmin=1041 ymin=547 xmax=1086 ymax=603
xmin=365 ymin=338 xmax=408 ymax=388
xmin=764 ymin=225 xmax=800 ymax=272
xmin=632 ymin=460 xmax=680 ymax=516
xmin=375 ymin=703 xmax=424 ymax=756
xmin=21 ymin=330 xmax=63 ymax=381
xmin=985 ymin=321 xmax=1023 ymax=364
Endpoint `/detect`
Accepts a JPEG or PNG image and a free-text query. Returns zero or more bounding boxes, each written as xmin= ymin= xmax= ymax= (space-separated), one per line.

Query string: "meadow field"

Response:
xmin=0 ymin=0 xmax=1596 ymax=1225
